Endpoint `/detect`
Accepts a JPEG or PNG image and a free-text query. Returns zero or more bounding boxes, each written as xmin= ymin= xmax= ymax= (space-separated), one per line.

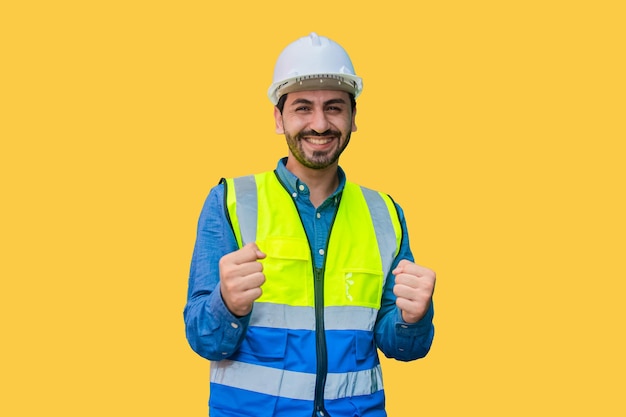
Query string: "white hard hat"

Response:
xmin=268 ymin=32 xmax=363 ymax=105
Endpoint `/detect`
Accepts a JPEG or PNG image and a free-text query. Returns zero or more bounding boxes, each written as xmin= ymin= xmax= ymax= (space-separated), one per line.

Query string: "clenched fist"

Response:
xmin=392 ymin=259 xmax=436 ymax=323
xmin=219 ymin=242 xmax=266 ymax=317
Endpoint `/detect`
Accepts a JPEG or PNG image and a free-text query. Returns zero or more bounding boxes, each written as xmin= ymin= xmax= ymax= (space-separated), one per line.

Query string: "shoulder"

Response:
xmin=197 ymin=182 xmax=226 ymax=218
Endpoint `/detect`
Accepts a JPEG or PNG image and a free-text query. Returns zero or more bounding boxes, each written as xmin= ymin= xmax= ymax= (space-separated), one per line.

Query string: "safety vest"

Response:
xmin=210 ymin=171 xmax=402 ymax=417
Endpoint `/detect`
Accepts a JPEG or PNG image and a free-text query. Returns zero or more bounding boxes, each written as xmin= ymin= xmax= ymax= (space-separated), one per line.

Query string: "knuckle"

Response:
xmin=218 ymin=255 xmax=232 ymax=271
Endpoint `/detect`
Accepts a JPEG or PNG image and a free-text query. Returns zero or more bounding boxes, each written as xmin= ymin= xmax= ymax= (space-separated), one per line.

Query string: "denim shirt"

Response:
xmin=184 ymin=158 xmax=434 ymax=362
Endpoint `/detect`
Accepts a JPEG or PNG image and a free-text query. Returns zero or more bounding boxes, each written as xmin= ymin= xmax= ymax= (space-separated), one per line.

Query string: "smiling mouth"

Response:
xmin=304 ymin=137 xmax=335 ymax=145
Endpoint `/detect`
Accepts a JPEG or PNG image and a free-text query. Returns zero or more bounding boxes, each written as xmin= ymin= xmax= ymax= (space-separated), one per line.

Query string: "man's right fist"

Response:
xmin=219 ymin=242 xmax=266 ymax=317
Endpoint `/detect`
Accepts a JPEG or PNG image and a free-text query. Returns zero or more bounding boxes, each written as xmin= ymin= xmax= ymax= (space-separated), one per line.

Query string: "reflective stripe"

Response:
xmin=327 ymin=365 xmax=383 ymax=400
xmin=211 ymin=360 xmax=383 ymax=401
xmin=324 ymin=306 xmax=377 ymax=331
xmin=361 ymin=187 xmax=398 ymax=282
xmin=250 ymin=303 xmax=314 ymax=330
xmin=233 ymin=175 xmax=257 ymax=245
xmin=251 ymin=303 xmax=377 ymax=331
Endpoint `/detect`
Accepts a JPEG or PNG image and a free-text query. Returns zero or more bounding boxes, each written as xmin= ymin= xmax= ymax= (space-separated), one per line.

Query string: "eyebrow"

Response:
xmin=290 ymin=98 xmax=348 ymax=106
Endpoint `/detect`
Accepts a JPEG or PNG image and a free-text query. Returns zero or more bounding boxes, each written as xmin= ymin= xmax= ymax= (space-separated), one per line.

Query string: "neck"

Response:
xmin=285 ymin=158 xmax=339 ymax=208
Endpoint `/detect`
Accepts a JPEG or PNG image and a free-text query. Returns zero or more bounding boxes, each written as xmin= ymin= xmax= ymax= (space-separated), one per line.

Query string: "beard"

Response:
xmin=285 ymin=129 xmax=352 ymax=170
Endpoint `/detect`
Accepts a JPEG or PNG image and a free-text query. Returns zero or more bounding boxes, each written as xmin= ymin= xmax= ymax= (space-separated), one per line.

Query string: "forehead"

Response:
xmin=284 ymin=90 xmax=351 ymax=104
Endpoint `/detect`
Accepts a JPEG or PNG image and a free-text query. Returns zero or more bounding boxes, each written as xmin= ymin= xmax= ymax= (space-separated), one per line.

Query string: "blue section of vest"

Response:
xmin=231 ymin=327 xmax=379 ymax=373
xmin=210 ymin=383 xmax=387 ymax=417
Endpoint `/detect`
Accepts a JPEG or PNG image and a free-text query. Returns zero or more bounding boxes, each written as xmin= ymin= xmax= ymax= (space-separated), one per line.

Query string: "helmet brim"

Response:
xmin=268 ymin=74 xmax=363 ymax=105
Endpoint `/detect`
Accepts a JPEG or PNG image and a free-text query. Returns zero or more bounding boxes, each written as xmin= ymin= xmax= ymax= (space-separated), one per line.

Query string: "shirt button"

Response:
xmin=316 ymin=213 xmax=321 ymax=219
xmin=319 ymin=249 xmax=325 ymax=256
xmin=231 ymin=322 xmax=239 ymax=329
xmin=292 ymin=192 xmax=297 ymax=198
xmin=298 ymin=184 xmax=305 ymax=191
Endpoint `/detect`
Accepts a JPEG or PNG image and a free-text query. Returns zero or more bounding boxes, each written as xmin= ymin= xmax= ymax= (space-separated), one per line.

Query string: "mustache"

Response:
xmin=297 ymin=129 xmax=341 ymax=138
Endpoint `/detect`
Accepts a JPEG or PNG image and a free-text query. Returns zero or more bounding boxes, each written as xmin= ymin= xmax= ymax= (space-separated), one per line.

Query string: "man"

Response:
xmin=184 ymin=32 xmax=435 ymax=417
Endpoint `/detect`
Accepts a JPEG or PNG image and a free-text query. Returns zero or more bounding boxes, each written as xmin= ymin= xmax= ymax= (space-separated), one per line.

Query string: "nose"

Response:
xmin=309 ymin=108 xmax=331 ymax=134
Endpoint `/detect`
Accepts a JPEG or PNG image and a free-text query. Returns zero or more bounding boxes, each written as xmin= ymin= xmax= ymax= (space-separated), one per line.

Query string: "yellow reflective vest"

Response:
xmin=210 ymin=171 xmax=402 ymax=417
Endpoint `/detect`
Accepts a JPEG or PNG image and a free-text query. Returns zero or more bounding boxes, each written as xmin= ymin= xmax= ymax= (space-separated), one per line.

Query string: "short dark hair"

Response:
xmin=276 ymin=93 xmax=357 ymax=114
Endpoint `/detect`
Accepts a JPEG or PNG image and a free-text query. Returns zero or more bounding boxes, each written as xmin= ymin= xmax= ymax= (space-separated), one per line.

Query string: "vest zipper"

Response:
xmin=313 ymin=266 xmax=329 ymax=417
xmin=274 ymin=171 xmax=339 ymax=416
xmin=311 ymin=195 xmax=341 ymax=417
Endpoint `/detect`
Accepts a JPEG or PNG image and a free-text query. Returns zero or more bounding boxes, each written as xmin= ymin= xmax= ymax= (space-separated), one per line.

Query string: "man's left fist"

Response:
xmin=392 ymin=259 xmax=436 ymax=323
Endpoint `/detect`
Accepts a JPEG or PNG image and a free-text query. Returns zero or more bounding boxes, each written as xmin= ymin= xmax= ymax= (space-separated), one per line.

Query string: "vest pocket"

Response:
xmin=325 ymin=269 xmax=383 ymax=309
xmin=257 ymin=237 xmax=313 ymax=306
xmin=238 ymin=326 xmax=288 ymax=360
xmin=355 ymin=331 xmax=377 ymax=364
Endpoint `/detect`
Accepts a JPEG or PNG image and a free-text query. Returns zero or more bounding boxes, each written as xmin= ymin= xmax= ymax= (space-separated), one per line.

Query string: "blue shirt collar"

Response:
xmin=275 ymin=157 xmax=346 ymax=201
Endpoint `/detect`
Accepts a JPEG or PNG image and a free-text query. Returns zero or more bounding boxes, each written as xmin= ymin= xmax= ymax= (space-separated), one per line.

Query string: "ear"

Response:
xmin=351 ymin=106 xmax=358 ymax=132
xmin=274 ymin=106 xmax=284 ymax=134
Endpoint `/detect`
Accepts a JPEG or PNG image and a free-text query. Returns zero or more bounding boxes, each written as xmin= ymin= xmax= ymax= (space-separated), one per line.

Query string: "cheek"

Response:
xmin=340 ymin=118 xmax=356 ymax=134
xmin=282 ymin=117 xmax=307 ymax=135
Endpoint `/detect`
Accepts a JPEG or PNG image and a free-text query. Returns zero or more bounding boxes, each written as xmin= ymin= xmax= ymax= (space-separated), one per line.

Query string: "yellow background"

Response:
xmin=1 ymin=1 xmax=624 ymax=416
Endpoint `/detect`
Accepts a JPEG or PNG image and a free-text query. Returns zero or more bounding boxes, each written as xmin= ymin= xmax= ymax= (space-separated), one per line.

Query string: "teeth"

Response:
xmin=307 ymin=138 xmax=332 ymax=145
